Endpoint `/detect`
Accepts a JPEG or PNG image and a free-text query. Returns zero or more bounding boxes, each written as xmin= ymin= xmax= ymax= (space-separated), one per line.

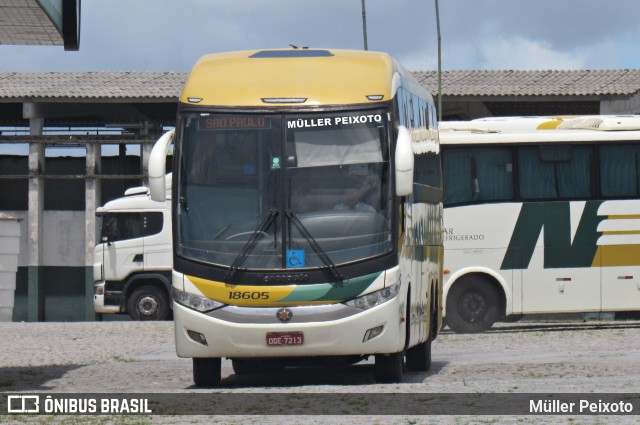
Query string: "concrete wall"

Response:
xmin=0 ymin=136 xmax=162 ymax=321
xmin=0 ymin=211 xmax=84 ymax=266
xmin=601 ymin=93 xmax=640 ymax=115
xmin=8 ymin=205 xmax=100 ymax=321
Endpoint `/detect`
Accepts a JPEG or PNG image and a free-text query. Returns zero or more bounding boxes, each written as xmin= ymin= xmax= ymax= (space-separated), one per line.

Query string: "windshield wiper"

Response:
xmin=286 ymin=209 xmax=343 ymax=282
xmin=225 ymin=208 xmax=279 ymax=282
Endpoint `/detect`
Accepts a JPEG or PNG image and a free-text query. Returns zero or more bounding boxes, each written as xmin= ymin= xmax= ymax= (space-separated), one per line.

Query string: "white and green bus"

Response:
xmin=148 ymin=48 xmax=443 ymax=386
xmin=440 ymin=115 xmax=640 ymax=333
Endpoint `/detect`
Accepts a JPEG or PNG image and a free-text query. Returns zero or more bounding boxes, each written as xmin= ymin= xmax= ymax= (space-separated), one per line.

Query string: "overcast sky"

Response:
xmin=1 ymin=0 xmax=640 ymax=72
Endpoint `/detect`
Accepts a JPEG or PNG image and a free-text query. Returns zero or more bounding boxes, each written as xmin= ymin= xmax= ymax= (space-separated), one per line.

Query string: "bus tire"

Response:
xmin=446 ymin=276 xmax=499 ymax=333
xmin=193 ymin=357 xmax=221 ymax=387
xmin=232 ymin=359 xmax=263 ymax=376
xmin=405 ymin=338 xmax=432 ymax=372
xmin=406 ymin=306 xmax=435 ymax=371
xmin=232 ymin=359 xmax=251 ymax=376
xmin=127 ymin=285 xmax=170 ymax=321
xmin=374 ymin=352 xmax=403 ymax=383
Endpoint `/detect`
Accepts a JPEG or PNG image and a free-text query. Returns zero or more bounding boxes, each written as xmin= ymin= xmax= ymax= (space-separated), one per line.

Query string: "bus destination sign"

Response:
xmin=200 ymin=116 xmax=271 ymax=130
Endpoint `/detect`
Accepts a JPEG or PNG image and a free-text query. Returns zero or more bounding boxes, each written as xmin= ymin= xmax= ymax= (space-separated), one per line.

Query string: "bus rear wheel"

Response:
xmin=374 ymin=352 xmax=403 ymax=383
xmin=446 ymin=277 xmax=499 ymax=333
xmin=193 ymin=357 xmax=221 ymax=387
xmin=406 ymin=308 xmax=435 ymax=371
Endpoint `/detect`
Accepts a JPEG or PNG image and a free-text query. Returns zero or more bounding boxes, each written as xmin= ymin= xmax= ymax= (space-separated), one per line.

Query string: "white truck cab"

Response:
xmin=93 ymin=177 xmax=172 ymax=320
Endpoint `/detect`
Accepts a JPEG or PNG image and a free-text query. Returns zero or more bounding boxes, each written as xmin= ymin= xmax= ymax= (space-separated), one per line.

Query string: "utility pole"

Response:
xmin=435 ymin=0 xmax=442 ymax=121
xmin=361 ymin=0 xmax=368 ymax=50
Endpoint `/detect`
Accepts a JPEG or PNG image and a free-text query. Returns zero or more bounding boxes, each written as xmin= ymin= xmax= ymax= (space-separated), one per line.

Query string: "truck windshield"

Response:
xmin=176 ymin=110 xmax=392 ymax=272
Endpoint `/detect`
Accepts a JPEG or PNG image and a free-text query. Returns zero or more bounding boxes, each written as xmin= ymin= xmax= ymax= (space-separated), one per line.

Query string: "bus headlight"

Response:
xmin=172 ymin=287 xmax=224 ymax=313
xmin=344 ymin=283 xmax=400 ymax=311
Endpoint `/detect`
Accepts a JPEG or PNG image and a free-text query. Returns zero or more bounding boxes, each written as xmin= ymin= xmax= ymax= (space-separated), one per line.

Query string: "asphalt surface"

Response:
xmin=1 ymin=319 xmax=639 ymax=424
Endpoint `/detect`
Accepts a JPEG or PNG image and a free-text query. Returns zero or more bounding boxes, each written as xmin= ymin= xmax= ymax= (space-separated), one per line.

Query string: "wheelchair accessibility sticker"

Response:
xmin=286 ymin=250 xmax=305 ymax=268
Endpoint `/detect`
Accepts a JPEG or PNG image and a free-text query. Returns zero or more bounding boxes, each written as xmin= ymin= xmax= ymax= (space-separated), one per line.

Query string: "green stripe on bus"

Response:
xmin=280 ymin=272 xmax=382 ymax=303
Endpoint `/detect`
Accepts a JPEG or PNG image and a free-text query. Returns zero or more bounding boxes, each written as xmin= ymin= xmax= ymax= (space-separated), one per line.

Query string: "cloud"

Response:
xmin=397 ymin=48 xmax=438 ymax=72
xmin=477 ymin=36 xmax=586 ymax=70
xmin=1 ymin=0 xmax=640 ymax=72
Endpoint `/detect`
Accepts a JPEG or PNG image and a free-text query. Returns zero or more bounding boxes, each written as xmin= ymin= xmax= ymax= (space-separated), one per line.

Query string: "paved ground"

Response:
xmin=1 ymin=319 xmax=639 ymax=424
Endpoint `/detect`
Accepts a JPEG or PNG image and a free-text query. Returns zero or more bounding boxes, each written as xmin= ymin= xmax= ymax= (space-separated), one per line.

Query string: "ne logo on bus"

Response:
xmin=501 ymin=201 xmax=605 ymax=270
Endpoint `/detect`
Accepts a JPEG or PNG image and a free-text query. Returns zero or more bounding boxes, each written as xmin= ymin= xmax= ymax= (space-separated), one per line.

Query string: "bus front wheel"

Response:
xmin=193 ymin=357 xmax=221 ymax=387
xmin=405 ymin=338 xmax=432 ymax=371
xmin=446 ymin=277 xmax=499 ymax=333
xmin=374 ymin=352 xmax=403 ymax=383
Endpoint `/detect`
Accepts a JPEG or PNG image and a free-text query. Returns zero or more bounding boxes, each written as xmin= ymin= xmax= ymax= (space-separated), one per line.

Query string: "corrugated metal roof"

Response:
xmin=0 ymin=72 xmax=187 ymax=100
xmin=414 ymin=69 xmax=640 ymax=97
xmin=0 ymin=0 xmax=62 ymax=46
xmin=0 ymin=69 xmax=639 ymax=101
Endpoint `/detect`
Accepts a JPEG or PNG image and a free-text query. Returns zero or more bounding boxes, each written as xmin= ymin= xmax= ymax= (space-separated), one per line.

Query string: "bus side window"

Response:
xmin=518 ymin=145 xmax=593 ymax=200
xmin=600 ymin=144 xmax=640 ymax=197
xmin=443 ymin=147 xmax=513 ymax=205
xmin=518 ymin=147 xmax=557 ymax=199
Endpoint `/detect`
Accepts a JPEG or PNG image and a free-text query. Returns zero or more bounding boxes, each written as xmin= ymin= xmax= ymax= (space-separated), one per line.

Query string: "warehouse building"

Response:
xmin=1 ymin=69 xmax=640 ymax=321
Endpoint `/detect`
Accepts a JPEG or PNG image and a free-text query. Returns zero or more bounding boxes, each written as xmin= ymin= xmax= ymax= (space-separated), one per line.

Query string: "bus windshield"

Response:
xmin=177 ymin=109 xmax=392 ymax=273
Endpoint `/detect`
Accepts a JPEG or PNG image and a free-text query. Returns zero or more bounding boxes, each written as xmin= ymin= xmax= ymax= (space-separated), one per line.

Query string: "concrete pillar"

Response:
xmin=27 ymin=139 xmax=45 ymax=321
xmin=84 ymin=142 xmax=101 ymax=320
xmin=29 ymin=118 xmax=44 ymax=136
xmin=25 ymin=105 xmax=46 ymax=321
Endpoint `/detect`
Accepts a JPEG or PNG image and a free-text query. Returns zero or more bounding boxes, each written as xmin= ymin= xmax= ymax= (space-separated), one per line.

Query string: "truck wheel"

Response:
xmin=374 ymin=352 xmax=403 ymax=383
xmin=127 ymin=285 xmax=170 ymax=321
xmin=446 ymin=277 xmax=499 ymax=333
xmin=193 ymin=358 xmax=221 ymax=387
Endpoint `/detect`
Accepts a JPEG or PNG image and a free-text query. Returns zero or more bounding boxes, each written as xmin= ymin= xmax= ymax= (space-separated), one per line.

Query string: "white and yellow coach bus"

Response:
xmin=440 ymin=115 xmax=640 ymax=333
xmin=147 ymin=48 xmax=443 ymax=385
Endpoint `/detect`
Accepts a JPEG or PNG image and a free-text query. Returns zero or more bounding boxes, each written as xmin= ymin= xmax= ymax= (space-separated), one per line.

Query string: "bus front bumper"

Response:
xmin=173 ymin=295 xmax=405 ymax=358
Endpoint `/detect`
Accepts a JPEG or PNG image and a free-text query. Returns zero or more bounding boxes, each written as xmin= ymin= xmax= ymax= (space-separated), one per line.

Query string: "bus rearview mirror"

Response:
xmin=149 ymin=130 xmax=174 ymax=202
xmin=395 ymin=126 xmax=414 ymax=197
